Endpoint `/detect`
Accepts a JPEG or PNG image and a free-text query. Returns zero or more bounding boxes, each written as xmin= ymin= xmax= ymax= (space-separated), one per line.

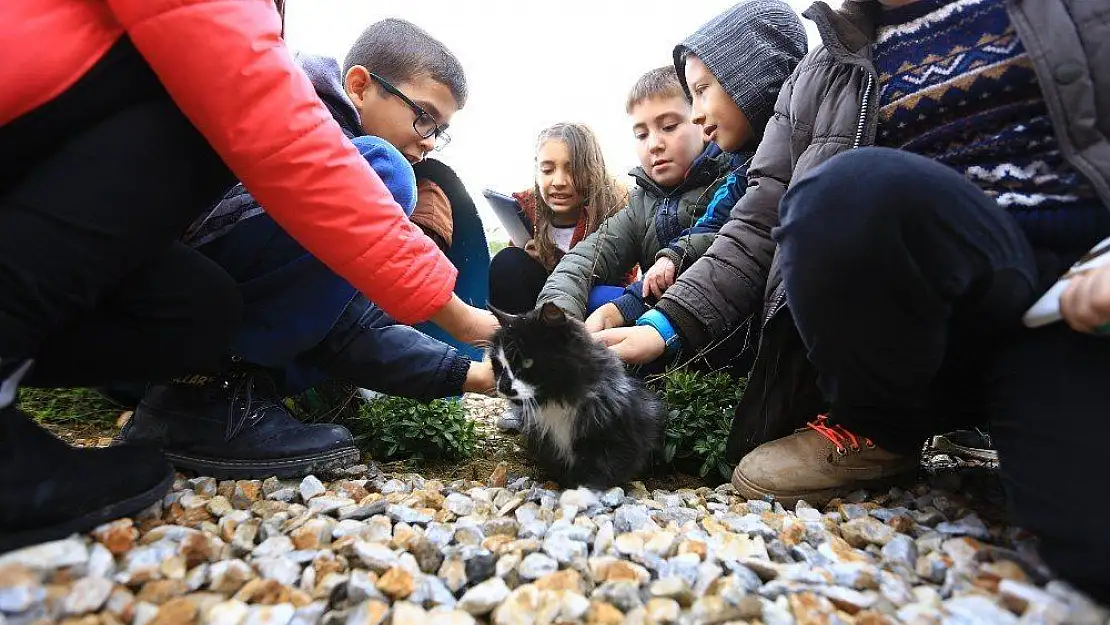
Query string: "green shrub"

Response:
xmin=654 ymin=369 xmax=747 ymax=479
xmin=488 ymin=239 xmax=509 ymax=257
xmin=347 ymin=395 xmax=477 ymax=462
xmin=289 ymin=383 xmax=477 ymax=463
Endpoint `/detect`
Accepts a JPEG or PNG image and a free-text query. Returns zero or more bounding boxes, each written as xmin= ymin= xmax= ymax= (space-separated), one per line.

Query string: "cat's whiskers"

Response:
xmin=521 ymin=397 xmax=539 ymax=428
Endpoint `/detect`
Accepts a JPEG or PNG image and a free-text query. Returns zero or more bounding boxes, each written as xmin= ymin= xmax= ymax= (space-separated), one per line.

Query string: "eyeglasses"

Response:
xmin=368 ymin=72 xmax=451 ymax=151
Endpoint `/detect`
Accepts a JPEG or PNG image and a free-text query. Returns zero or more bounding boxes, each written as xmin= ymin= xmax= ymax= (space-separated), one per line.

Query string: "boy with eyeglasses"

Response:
xmin=336 ymin=21 xmax=461 ymax=252
xmin=117 ymin=19 xmax=497 ymax=478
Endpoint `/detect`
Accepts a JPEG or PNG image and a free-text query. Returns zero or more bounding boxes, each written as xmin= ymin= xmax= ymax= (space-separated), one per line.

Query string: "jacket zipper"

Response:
xmin=852 ymin=72 xmax=875 ymax=149
xmin=763 ymin=70 xmax=875 ymax=329
xmin=763 ymin=290 xmax=785 ymax=328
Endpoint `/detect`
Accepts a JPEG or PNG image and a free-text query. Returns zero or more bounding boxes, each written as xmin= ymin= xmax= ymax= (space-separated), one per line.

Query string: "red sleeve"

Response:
xmin=105 ymin=0 xmax=455 ymax=324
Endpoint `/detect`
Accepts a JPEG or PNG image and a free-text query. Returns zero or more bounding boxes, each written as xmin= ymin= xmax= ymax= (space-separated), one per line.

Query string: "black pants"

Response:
xmin=778 ymin=147 xmax=1110 ymax=602
xmin=489 ymin=246 xmax=549 ymax=314
xmin=0 ymin=40 xmax=240 ymax=388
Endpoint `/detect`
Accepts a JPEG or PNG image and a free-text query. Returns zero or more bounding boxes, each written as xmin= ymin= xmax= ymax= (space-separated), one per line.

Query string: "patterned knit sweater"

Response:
xmin=874 ymin=0 xmax=1108 ymax=253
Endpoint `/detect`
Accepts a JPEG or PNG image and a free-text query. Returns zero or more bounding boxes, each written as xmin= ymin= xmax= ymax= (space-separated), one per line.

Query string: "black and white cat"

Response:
xmin=489 ymin=303 xmax=666 ymax=489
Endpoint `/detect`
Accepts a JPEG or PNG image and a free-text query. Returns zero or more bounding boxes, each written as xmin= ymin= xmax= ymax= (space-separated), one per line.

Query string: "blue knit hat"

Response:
xmin=351 ymin=135 xmax=418 ymax=216
xmin=674 ymin=0 xmax=808 ymax=136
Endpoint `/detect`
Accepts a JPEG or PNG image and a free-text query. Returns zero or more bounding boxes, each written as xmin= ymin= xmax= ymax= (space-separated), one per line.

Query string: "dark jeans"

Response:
xmin=778 ymin=147 xmax=1110 ymax=602
xmin=0 ymin=39 xmax=240 ymax=388
xmin=489 ymin=246 xmax=548 ymax=314
xmin=290 ymin=294 xmax=470 ymax=401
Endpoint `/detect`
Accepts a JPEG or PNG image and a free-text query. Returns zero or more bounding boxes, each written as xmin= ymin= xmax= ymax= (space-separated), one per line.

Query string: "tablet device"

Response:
xmin=482 ymin=189 xmax=533 ymax=248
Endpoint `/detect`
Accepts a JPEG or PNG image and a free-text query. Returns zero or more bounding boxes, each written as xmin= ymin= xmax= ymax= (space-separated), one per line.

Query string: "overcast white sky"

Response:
xmin=285 ymin=0 xmax=835 ymax=242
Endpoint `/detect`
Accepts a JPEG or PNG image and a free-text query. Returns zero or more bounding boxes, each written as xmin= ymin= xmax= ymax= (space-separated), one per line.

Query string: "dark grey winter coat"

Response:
xmin=652 ymin=0 xmax=1110 ymax=461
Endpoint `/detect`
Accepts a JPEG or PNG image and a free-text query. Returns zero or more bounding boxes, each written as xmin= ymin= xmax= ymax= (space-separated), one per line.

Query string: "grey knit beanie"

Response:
xmin=674 ymin=0 xmax=807 ymax=136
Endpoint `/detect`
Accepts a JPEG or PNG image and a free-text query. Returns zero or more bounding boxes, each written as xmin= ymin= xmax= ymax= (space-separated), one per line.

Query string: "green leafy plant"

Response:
xmin=288 ymin=383 xmax=477 ymax=462
xmin=653 ymin=369 xmax=747 ymax=479
xmin=347 ymin=395 xmax=477 ymax=462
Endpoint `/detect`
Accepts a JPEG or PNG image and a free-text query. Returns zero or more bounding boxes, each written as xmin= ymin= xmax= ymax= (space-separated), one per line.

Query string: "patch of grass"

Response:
xmin=19 ymin=388 xmax=120 ymax=427
xmin=653 ymin=369 xmax=747 ymax=480
xmin=488 ymin=239 xmax=509 ymax=256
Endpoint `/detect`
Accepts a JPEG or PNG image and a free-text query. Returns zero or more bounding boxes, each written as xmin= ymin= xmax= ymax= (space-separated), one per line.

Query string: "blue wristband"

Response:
xmin=636 ymin=309 xmax=681 ymax=357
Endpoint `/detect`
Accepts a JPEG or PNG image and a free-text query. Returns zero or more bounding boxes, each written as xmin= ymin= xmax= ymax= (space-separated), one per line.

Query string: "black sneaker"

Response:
xmin=0 ymin=405 xmax=173 ymax=553
xmin=118 ymin=371 xmax=359 ymax=479
xmin=927 ymin=428 xmax=998 ymax=464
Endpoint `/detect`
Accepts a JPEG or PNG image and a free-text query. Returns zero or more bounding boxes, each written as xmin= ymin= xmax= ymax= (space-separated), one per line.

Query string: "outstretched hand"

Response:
xmin=592 ymin=325 xmax=666 ymax=365
xmin=463 ymin=358 xmax=497 ymax=396
xmin=430 ymin=294 xmax=500 ymax=347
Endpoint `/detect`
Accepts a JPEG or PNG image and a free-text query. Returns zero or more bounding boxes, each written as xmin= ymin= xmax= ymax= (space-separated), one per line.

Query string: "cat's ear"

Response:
xmin=539 ymin=302 xmax=568 ymax=327
xmin=489 ymin=306 xmax=517 ymax=328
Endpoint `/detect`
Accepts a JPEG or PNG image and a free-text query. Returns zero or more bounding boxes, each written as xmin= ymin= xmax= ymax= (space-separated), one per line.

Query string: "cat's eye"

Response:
xmin=521 ymin=358 xmax=534 ymax=369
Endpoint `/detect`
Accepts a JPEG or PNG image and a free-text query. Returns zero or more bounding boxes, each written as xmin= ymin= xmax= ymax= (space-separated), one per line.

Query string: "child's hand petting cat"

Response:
xmin=585 ymin=303 xmax=626 ymax=332
xmin=642 ymin=257 xmax=677 ymax=299
xmin=430 ymin=295 xmax=500 ymax=346
xmin=593 ymin=326 xmax=666 ymax=364
xmin=1061 ymin=264 xmax=1110 ymax=334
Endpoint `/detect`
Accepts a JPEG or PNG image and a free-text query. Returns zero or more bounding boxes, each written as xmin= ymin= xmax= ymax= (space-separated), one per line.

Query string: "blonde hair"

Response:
xmin=532 ymin=122 xmax=627 ymax=270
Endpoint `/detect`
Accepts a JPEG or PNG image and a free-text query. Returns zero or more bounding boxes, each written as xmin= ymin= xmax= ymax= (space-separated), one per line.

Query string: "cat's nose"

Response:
xmin=498 ymin=379 xmax=517 ymax=397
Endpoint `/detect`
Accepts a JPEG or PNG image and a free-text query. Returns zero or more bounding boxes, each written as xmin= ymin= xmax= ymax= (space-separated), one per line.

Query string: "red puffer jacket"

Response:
xmin=0 ymin=0 xmax=456 ymax=325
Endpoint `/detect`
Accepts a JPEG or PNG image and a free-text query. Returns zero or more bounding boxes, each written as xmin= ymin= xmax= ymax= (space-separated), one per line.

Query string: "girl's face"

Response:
xmin=684 ymin=55 xmax=752 ymax=153
xmin=536 ymin=140 xmax=584 ymax=223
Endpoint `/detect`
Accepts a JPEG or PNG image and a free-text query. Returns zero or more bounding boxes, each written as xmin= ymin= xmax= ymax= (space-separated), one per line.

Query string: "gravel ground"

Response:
xmin=6 ymin=396 xmax=1107 ymax=624
xmin=2 ymin=462 xmax=1108 ymax=624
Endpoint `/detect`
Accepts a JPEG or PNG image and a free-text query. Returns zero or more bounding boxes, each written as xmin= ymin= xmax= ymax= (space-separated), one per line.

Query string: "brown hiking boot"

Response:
xmin=731 ymin=415 xmax=919 ymax=508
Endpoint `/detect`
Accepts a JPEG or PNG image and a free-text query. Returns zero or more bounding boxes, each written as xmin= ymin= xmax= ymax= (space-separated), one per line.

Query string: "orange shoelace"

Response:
xmin=806 ymin=414 xmax=876 ymax=455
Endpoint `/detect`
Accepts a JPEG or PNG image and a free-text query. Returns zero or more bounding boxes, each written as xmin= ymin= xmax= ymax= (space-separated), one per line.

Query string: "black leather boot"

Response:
xmin=118 ymin=370 xmax=359 ymax=479
xmin=0 ymin=404 xmax=173 ymax=553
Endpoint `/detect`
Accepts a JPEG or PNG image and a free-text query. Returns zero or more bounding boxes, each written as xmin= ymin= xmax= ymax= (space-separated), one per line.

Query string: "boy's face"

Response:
xmin=684 ymin=55 xmax=753 ymax=153
xmin=345 ymin=66 xmax=460 ymax=164
xmin=630 ymin=95 xmax=706 ymax=188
